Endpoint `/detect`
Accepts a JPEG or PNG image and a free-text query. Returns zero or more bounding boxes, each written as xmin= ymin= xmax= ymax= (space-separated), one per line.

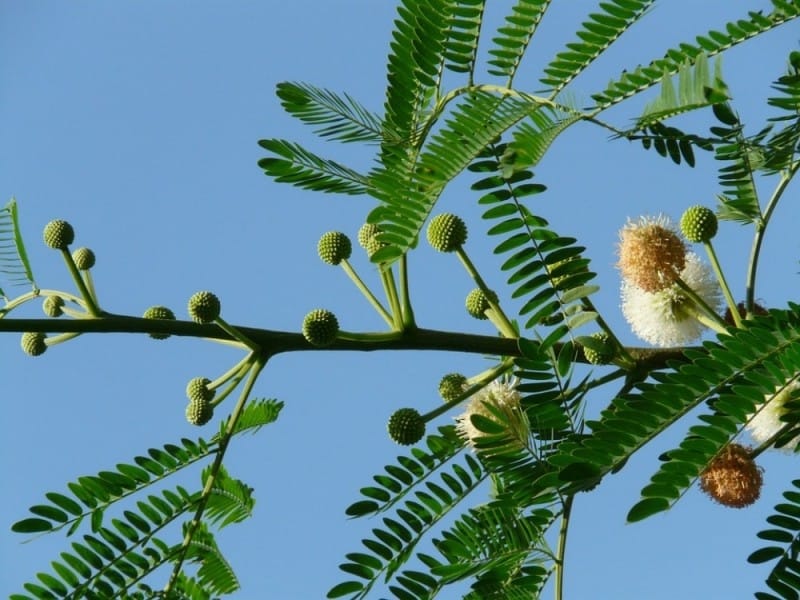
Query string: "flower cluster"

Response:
xmin=617 ymin=215 xmax=722 ymax=347
xmin=455 ymin=378 xmax=528 ymax=451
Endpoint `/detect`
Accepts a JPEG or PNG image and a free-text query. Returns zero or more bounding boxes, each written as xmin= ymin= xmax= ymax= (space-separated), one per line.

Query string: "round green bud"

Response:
xmin=318 ymin=231 xmax=352 ymax=265
xmin=186 ymin=397 xmax=213 ymax=426
xmin=438 ymin=373 xmax=468 ymax=402
xmin=188 ymin=291 xmax=220 ymax=324
xmin=680 ymin=205 xmax=718 ymax=243
xmin=43 ymin=219 xmax=75 ymax=250
xmin=142 ymin=305 xmax=176 ymax=340
xmin=72 ymin=247 xmax=96 ymax=270
xmin=358 ymin=223 xmax=382 ymax=249
xmin=42 ymin=296 xmax=65 ymax=318
xmin=302 ymin=309 xmax=339 ymax=346
xmin=21 ymin=332 xmax=47 ymax=356
xmin=583 ymin=332 xmax=614 ymax=365
xmin=465 ymin=288 xmax=498 ymax=320
xmin=364 ymin=236 xmax=387 ymax=259
xmin=427 ymin=213 xmax=467 ymax=252
xmin=186 ymin=377 xmax=215 ymax=403
xmin=387 ymin=408 xmax=426 ymax=445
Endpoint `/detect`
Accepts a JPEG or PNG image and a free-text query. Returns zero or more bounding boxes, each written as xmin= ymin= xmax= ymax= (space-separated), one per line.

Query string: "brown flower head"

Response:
xmin=617 ymin=215 xmax=687 ymax=292
xmin=699 ymin=443 xmax=763 ymax=508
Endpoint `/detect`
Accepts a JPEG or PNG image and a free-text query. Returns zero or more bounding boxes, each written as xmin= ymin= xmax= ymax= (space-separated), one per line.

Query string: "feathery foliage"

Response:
xmin=0 ymin=198 xmax=36 ymax=297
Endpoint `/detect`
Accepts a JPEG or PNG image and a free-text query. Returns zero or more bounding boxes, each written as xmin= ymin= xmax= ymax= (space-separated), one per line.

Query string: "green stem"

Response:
xmin=82 ymin=270 xmax=99 ymax=309
xmin=455 ymin=247 xmax=517 ymax=338
xmin=703 ymin=240 xmax=741 ymax=328
xmin=164 ymin=355 xmax=268 ymax=593
xmin=0 ymin=288 xmax=88 ymax=317
xmin=340 ymin=259 xmax=394 ymax=327
xmin=422 ymin=360 xmax=513 ymax=421
xmin=336 ymin=330 xmax=405 ymax=343
xmin=673 ymin=277 xmax=727 ymax=330
xmin=60 ymin=249 xmax=100 ymax=316
xmin=381 ymin=265 xmax=404 ymax=331
xmin=554 ymin=494 xmax=574 ymax=600
xmin=745 ymin=161 xmax=799 ymax=315
xmin=214 ymin=316 xmax=259 ymax=351
xmin=398 ymin=254 xmax=416 ymax=329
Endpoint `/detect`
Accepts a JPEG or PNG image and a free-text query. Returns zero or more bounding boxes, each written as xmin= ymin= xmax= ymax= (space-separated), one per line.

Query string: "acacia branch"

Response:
xmin=0 ymin=314 xmax=689 ymax=368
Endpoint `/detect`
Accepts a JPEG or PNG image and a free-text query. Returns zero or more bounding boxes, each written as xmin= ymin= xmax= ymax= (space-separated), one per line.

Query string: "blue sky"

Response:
xmin=2 ymin=1 xmax=799 ymax=598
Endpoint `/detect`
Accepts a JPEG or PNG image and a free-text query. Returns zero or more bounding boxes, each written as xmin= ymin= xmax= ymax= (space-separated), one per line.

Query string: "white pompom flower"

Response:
xmin=455 ymin=378 xmax=528 ymax=451
xmin=747 ymin=378 xmax=800 ymax=451
xmin=621 ymin=253 xmax=722 ymax=347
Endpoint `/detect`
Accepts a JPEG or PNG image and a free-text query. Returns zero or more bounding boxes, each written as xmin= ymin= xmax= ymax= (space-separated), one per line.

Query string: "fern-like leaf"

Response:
xmin=540 ymin=0 xmax=655 ymax=95
xmin=443 ymin=0 xmax=487 ymax=78
xmin=217 ymin=398 xmax=283 ymax=439
xmin=369 ymin=91 xmax=549 ymax=263
xmin=0 ymin=198 xmax=36 ymax=297
xmin=12 ymin=438 xmax=211 ymax=536
xmin=591 ymin=5 xmax=800 ymax=109
xmin=487 ymin=0 xmax=551 ymax=83
xmin=329 ymin=426 xmax=486 ymax=599
xmin=750 ymin=479 xmax=800 ymax=600
xmin=15 ymin=488 xmax=195 ymax=599
xmin=185 ymin=522 xmax=240 ymax=596
xmin=711 ymin=102 xmax=764 ymax=224
xmin=275 ymin=82 xmax=385 ymax=144
xmin=203 ymin=465 xmax=255 ymax=529
xmin=257 ymin=139 xmax=369 ymax=195
xmin=637 ymin=54 xmax=729 ymax=126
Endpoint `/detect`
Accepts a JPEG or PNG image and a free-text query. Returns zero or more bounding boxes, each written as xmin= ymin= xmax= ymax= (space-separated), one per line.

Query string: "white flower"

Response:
xmin=747 ymin=378 xmax=800 ymax=451
xmin=455 ymin=378 xmax=527 ymax=451
xmin=621 ymin=253 xmax=722 ymax=347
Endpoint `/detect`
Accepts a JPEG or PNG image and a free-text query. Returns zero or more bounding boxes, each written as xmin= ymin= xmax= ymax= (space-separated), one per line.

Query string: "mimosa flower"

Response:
xmin=617 ymin=215 xmax=686 ymax=292
xmin=621 ymin=253 xmax=721 ymax=347
xmin=455 ymin=379 xmax=527 ymax=451
xmin=699 ymin=443 xmax=762 ymax=508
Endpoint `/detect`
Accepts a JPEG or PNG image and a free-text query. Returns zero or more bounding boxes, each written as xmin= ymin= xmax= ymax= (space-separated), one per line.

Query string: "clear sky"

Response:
xmin=2 ymin=1 xmax=799 ymax=598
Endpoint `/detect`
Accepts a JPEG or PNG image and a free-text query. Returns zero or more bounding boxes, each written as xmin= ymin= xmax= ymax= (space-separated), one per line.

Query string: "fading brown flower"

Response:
xmin=723 ymin=301 xmax=769 ymax=326
xmin=699 ymin=443 xmax=763 ymax=508
xmin=617 ymin=215 xmax=687 ymax=292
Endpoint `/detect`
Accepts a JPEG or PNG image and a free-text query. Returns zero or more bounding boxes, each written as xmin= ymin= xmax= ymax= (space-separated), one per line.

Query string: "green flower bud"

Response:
xmin=302 ymin=309 xmax=339 ymax=346
xmin=427 ymin=213 xmax=467 ymax=252
xmin=21 ymin=332 xmax=47 ymax=356
xmin=72 ymin=247 xmax=96 ymax=270
xmin=438 ymin=373 xmax=468 ymax=402
xmin=364 ymin=236 xmax=387 ymax=259
xmin=680 ymin=205 xmax=718 ymax=243
xmin=186 ymin=397 xmax=213 ymax=426
xmin=188 ymin=291 xmax=220 ymax=324
xmin=186 ymin=377 xmax=215 ymax=403
xmin=318 ymin=231 xmax=352 ymax=265
xmin=465 ymin=288 xmax=498 ymax=320
xmin=358 ymin=223 xmax=382 ymax=249
xmin=43 ymin=219 xmax=75 ymax=250
xmin=387 ymin=407 xmax=425 ymax=445
xmin=142 ymin=305 xmax=176 ymax=340
xmin=583 ymin=332 xmax=614 ymax=365
xmin=42 ymin=296 xmax=65 ymax=318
